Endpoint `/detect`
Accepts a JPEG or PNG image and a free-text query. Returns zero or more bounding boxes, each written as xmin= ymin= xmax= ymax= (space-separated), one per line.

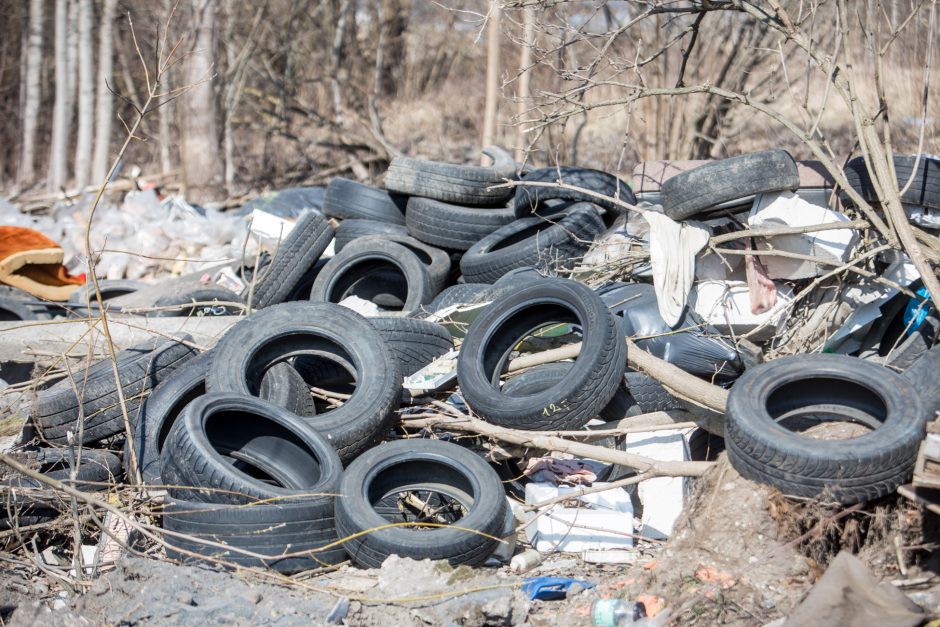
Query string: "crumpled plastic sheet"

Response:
xmin=598 ymin=281 xmax=743 ymax=383
xmin=0 ymin=191 xmax=260 ymax=281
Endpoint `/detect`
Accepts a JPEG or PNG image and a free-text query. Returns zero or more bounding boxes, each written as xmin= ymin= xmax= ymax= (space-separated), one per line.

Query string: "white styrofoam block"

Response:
xmin=249 ymin=209 xmax=295 ymax=248
xmin=524 ymin=482 xmax=634 ymax=553
xmin=749 ymin=191 xmax=858 ymax=279
xmin=626 ymin=430 xmax=689 ymax=540
xmin=691 ymin=280 xmax=794 ymax=341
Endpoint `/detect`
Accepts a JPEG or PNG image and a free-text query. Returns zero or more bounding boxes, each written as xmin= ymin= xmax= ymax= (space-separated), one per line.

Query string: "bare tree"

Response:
xmin=481 ymin=0 xmax=501 ymax=161
xmin=180 ymin=0 xmax=222 ymax=202
xmin=18 ymin=0 xmax=43 ymax=187
xmin=92 ymin=0 xmax=118 ymax=183
xmin=49 ymin=0 xmax=71 ymax=191
xmin=73 ymin=0 xmax=94 ymax=190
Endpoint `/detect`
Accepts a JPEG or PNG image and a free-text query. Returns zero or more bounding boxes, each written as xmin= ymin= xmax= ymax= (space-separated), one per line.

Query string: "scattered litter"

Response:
xmin=521 ymin=576 xmax=594 ymax=601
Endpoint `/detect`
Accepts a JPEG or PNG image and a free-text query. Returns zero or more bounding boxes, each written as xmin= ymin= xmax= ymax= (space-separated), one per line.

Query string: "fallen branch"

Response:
xmin=425 ymin=401 xmax=712 ymax=477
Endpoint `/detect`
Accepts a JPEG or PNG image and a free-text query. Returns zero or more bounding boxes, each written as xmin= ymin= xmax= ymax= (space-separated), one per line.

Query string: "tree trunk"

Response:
xmin=92 ymin=0 xmax=117 ymax=183
xmin=49 ymin=0 xmax=71 ymax=192
xmin=180 ymin=0 xmax=223 ymax=203
xmin=73 ymin=0 xmax=94 ymax=190
xmin=19 ymin=0 xmax=43 ymax=187
xmin=515 ymin=5 xmax=534 ymax=162
xmin=377 ymin=0 xmax=410 ymax=97
xmin=480 ymin=0 xmax=500 ymax=162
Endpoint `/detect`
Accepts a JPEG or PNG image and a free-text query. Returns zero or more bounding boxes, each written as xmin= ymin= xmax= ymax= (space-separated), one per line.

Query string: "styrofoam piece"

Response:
xmin=581 ymin=549 xmax=637 ymax=564
xmin=626 ymin=429 xmax=689 ymax=540
xmin=337 ymin=295 xmax=380 ymax=317
xmin=691 ymin=279 xmax=794 ymax=341
xmin=249 ymin=209 xmax=295 ymax=249
xmin=524 ymin=482 xmax=634 ymax=553
xmin=748 ymin=191 xmax=858 ymax=279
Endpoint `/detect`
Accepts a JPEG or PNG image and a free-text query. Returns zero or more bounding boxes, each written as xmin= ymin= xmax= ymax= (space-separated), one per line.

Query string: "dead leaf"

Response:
xmin=694 ymin=565 xmax=736 ymax=589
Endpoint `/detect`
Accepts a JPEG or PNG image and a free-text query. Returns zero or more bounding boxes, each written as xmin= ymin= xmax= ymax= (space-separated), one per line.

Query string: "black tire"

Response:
xmin=384 ymin=156 xmax=516 ymax=206
xmin=334 ymin=219 xmax=409 ymax=253
xmin=459 ymin=204 xmax=605 ymax=284
xmin=5 ymin=448 xmax=121 ymax=489
xmin=354 ymin=234 xmax=451 ymax=294
xmin=130 ymin=354 xmax=314 ymax=484
xmin=33 ymin=337 xmax=198 ymax=445
xmin=205 ymin=303 xmax=402 ymax=462
xmin=323 ymin=178 xmax=407 ymax=224
xmin=513 ymin=167 xmax=635 ymax=217
xmin=334 ymin=439 xmax=508 ymax=567
xmin=841 ymin=154 xmax=940 ymax=211
xmin=904 ymin=345 xmax=940 ymax=424
xmin=69 ymin=279 xmax=147 ymax=305
xmin=246 ymin=211 xmax=334 ymax=310
xmin=161 ymin=495 xmax=343 ymax=573
xmin=283 ymin=257 xmax=328 ymax=302
xmin=661 ymin=150 xmax=800 ymax=220
xmin=884 ymin=310 xmax=940 ymax=371
xmin=0 ymin=286 xmax=52 ymax=321
xmin=369 ymin=317 xmax=453 ymax=377
xmin=150 ymin=286 xmax=243 ymax=317
xmin=1 ymin=449 xmax=121 ymax=529
xmin=726 ymin=354 xmax=925 ymax=504
xmin=502 ymin=362 xmax=630 ymax=422
xmin=457 ymin=278 xmax=627 ymax=430
xmin=421 ymin=283 xmax=492 ymax=313
xmin=688 ymin=428 xmax=725 ymax=462
xmin=405 ymin=197 xmax=516 ymax=251
xmin=310 ymin=239 xmax=434 ymax=312
xmin=624 ymin=371 xmax=685 ymax=413
xmin=160 ymin=393 xmax=343 ymax=505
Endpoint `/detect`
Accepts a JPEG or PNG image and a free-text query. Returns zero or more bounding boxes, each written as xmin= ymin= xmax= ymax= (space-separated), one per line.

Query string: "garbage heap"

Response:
xmin=1 ymin=147 xmax=938 ymax=600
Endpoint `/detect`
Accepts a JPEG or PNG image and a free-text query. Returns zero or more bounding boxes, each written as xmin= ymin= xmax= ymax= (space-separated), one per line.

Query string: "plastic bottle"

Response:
xmin=591 ymin=599 xmax=646 ymax=626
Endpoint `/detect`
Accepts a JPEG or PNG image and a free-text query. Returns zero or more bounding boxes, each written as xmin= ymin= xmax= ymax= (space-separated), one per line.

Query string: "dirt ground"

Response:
xmin=3 ymin=456 xmax=939 ymax=626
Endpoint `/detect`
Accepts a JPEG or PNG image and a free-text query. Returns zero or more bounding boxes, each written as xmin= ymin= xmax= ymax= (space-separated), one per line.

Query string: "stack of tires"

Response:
xmin=267 ymin=148 xmax=635 ymax=315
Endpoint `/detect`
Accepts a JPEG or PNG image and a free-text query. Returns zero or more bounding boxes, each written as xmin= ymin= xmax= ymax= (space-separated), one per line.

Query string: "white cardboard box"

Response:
xmin=626 ymin=429 xmax=690 ymax=540
xmin=524 ymin=482 xmax=634 ymax=553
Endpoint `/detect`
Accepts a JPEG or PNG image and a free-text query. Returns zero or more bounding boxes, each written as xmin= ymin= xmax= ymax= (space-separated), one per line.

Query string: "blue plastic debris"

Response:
xmin=904 ymin=286 xmax=932 ymax=335
xmin=521 ymin=576 xmax=595 ymax=601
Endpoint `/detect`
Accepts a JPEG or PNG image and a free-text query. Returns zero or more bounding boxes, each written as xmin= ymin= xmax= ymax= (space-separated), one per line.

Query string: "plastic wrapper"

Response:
xmin=597 ymin=282 xmax=742 ymax=382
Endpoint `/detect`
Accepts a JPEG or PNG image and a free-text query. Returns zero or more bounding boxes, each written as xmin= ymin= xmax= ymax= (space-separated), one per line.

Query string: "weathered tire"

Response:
xmin=1 ymin=449 xmax=121 ymax=529
xmin=385 ymin=156 xmax=516 ymax=206
xmin=34 ymin=337 xmax=198 ymax=445
xmin=369 ymin=317 xmax=453 ymax=377
xmin=457 ymin=278 xmax=627 ymax=430
xmin=414 ymin=283 xmax=492 ymax=317
xmin=69 ymin=279 xmax=147 ymax=306
xmin=624 ymin=371 xmax=685 ymax=413
xmin=162 ymin=496 xmax=345 ymax=573
xmin=130 ymin=353 xmax=314 ymax=484
xmin=205 ymin=302 xmax=402 ymax=462
xmin=841 ymin=154 xmax=940 ymax=211
xmin=246 ymin=211 xmax=334 ymax=310
xmin=661 ymin=150 xmax=800 ymax=220
xmin=323 ymin=178 xmax=407 ymax=224
xmin=502 ymin=362 xmax=631 ymax=422
xmin=459 ymin=204 xmax=605 ymax=284
xmin=513 ymin=167 xmax=635 ymax=217
xmin=0 ymin=286 xmax=53 ymax=320
xmin=903 ymin=345 xmax=940 ymax=425
xmin=160 ymin=393 xmax=342 ymax=505
xmin=405 ymin=197 xmax=516 ymax=251
xmin=150 ymin=286 xmax=243 ymax=317
xmin=334 ymin=219 xmax=409 ymax=253
xmin=355 ymin=234 xmax=451 ymax=294
xmin=310 ymin=238 xmax=434 ymax=312
xmin=726 ymin=354 xmax=925 ymax=504
xmin=335 ymin=439 xmax=508 ymax=567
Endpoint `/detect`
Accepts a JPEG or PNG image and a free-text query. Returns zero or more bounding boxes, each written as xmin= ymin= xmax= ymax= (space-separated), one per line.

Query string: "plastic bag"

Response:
xmin=598 ymin=282 xmax=742 ymax=382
